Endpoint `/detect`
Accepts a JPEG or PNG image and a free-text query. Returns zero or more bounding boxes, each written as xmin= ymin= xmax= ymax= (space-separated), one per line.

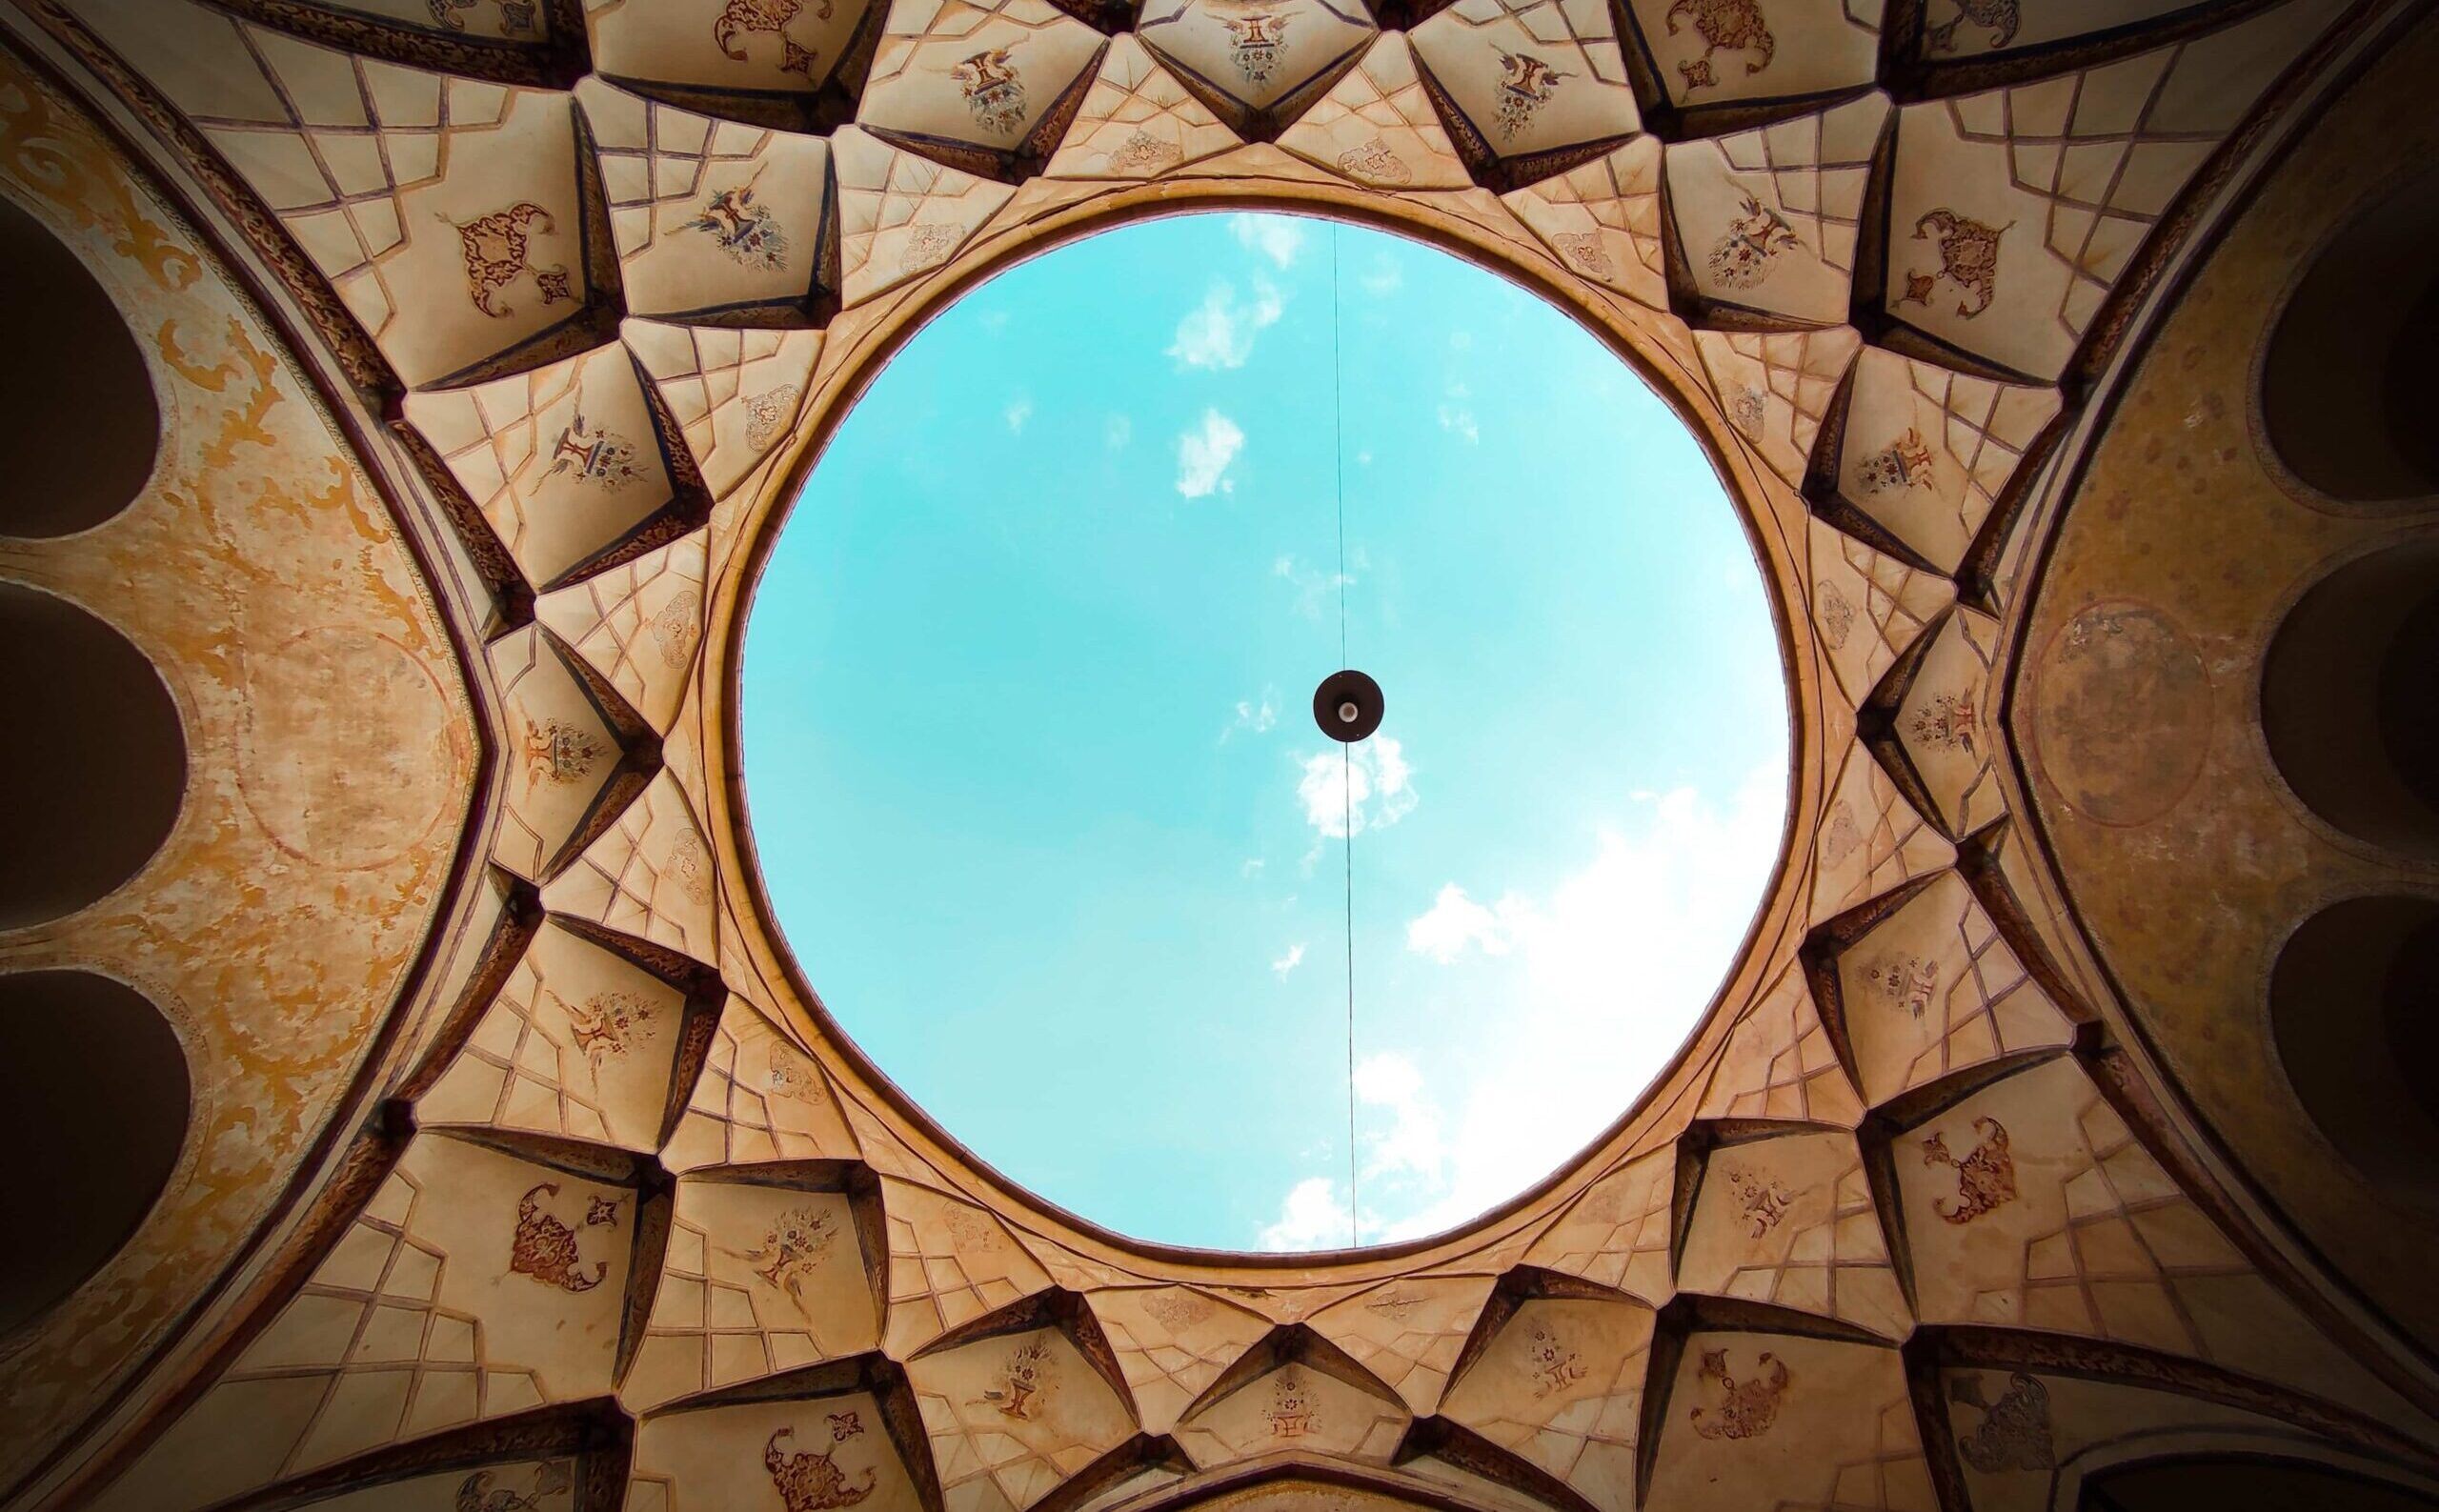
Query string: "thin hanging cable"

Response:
xmin=1330 ymin=221 xmax=1357 ymax=1248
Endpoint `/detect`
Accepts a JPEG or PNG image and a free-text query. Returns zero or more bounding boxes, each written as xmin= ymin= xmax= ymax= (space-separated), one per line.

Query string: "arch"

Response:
xmin=2085 ymin=1454 xmax=2439 ymax=1512
xmin=0 ymin=583 xmax=188 ymax=928
xmin=2260 ymin=537 xmax=2439 ymax=858
xmin=2268 ymin=895 xmax=2439 ymax=1206
xmin=0 ymin=971 xmax=190 ymax=1336
xmin=0 ymin=195 xmax=160 ymax=538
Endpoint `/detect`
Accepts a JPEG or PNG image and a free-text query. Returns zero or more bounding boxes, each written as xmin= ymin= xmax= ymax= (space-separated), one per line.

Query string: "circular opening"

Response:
xmin=2269 ymin=895 xmax=2439 ymax=1206
xmin=0 ymin=583 xmax=188 ymax=928
xmin=2260 ymin=538 xmax=2439 ymax=858
xmin=0 ymin=970 xmax=191 ymax=1335
xmin=2261 ymin=167 xmax=2439 ymax=504
xmin=0 ymin=196 xmax=160 ymax=538
xmin=742 ymin=212 xmax=1788 ymax=1251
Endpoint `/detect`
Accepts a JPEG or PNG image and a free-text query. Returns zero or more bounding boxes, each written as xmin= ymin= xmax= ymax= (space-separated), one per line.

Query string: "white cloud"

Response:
xmin=1004 ymin=396 xmax=1033 ymax=433
xmin=1176 ymin=410 xmax=1245 ymax=498
xmin=1273 ymin=554 xmax=1352 ymax=620
xmin=1437 ymin=381 xmax=1480 ymax=444
xmin=1226 ymin=695 xmax=1279 ymax=739
xmin=1359 ymin=256 xmax=1402 ymax=296
xmin=1241 ymin=857 xmax=1265 ymax=878
xmin=1296 ymin=736 xmax=1418 ymax=839
xmin=1105 ymin=413 xmax=1132 ymax=449
xmin=1271 ymin=942 xmax=1306 ymax=979
xmin=1405 ymin=883 xmax=1515 ymax=964
xmin=1357 ymin=450 xmax=1374 ymax=466
xmin=1167 ymin=277 xmax=1284 ymax=370
xmin=1231 ymin=212 xmax=1306 ymax=269
xmin=1355 ymin=1052 xmax=1444 ymax=1180
xmin=1258 ymin=1176 xmax=1352 ymax=1250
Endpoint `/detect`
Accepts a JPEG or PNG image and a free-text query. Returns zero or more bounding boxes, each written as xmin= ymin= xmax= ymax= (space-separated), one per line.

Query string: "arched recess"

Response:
xmin=2269 ymin=895 xmax=2439 ymax=1207
xmin=0 ymin=583 xmax=188 ymax=928
xmin=0 ymin=195 xmax=160 ymax=537
xmin=2261 ymin=166 xmax=2439 ymax=505
xmin=2085 ymin=1455 xmax=2439 ymax=1512
xmin=0 ymin=970 xmax=191 ymax=1336
xmin=2260 ymin=538 xmax=2439 ymax=858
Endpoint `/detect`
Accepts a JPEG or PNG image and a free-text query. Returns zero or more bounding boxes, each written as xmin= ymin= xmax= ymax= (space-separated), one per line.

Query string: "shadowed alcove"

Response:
xmin=2269 ymin=894 xmax=2439 ymax=1206
xmin=2086 ymin=1456 xmax=2439 ymax=1512
xmin=0 ymin=194 xmax=158 ymax=538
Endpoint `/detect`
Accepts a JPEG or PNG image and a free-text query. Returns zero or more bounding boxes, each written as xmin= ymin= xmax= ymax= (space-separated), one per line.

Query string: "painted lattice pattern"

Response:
xmin=1807 ymin=515 xmax=1955 ymax=711
xmin=487 ymin=624 xmax=626 ymax=882
xmin=534 ymin=529 xmax=708 ymax=735
xmin=878 ymin=1177 xmax=1054 ymax=1356
xmin=1523 ymin=1147 xmax=1674 ymax=1302
xmin=1895 ymin=608 xmax=2004 ymax=837
xmin=404 ymin=342 xmax=675 ymax=591
xmin=1084 ymin=1287 xmax=1273 ymax=1435
xmin=622 ymin=317 xmax=822 ymax=498
xmin=1439 ymin=1297 xmax=1652 ymax=1512
xmin=662 ymin=995 xmax=859 ymax=1171
xmin=1701 ymin=963 xmax=1865 ymax=1125
xmin=1834 ymin=347 xmax=2061 ymax=574
xmin=1836 ymin=872 xmax=2075 ymax=1107
xmin=860 ymin=0 xmax=1106 ymax=151
xmin=1278 ymin=34 xmax=1471 ymax=191
xmin=539 ymin=768 xmax=720 ymax=962
xmin=418 ymin=919 xmax=689 ymax=1150
xmin=833 ymin=126 xmax=1016 ymax=304
xmin=576 ymin=79 xmax=831 ymax=318
xmin=1409 ymin=0 xmax=1641 ymax=162
xmin=1681 ymin=1130 xmax=1912 ymax=1340
xmin=1310 ymin=1276 xmax=1499 ymax=1415
xmin=907 ymin=1328 xmax=1136 ymax=1512
xmin=1813 ymin=736 xmax=1956 ymax=919
xmin=1501 ymin=134 xmax=1665 ymax=309
xmin=1694 ymin=327 xmax=1862 ymax=488
xmin=1668 ymin=91 xmax=1888 ymax=325
xmin=1042 ymin=35 xmax=1239 ymax=179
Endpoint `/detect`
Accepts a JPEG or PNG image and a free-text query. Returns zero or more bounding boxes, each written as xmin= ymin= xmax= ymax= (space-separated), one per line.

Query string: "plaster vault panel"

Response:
xmin=8 ymin=2 xmax=2439 ymax=1512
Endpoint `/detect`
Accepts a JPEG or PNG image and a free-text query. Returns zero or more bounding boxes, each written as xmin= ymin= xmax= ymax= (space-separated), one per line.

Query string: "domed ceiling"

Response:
xmin=2 ymin=0 xmax=2437 ymax=1509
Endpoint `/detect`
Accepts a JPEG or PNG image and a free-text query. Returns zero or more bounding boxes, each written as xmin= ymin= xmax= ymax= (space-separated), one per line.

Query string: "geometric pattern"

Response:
xmin=859 ymin=0 xmax=1108 ymax=161
xmin=662 ymin=994 xmax=861 ymax=1172
xmin=1522 ymin=1147 xmax=1675 ymax=1304
xmin=1700 ymin=962 xmax=1865 ymax=1126
xmin=626 ymin=1391 xmax=929 ymax=1512
xmin=1410 ymin=0 xmax=1641 ymax=171
xmin=832 ymin=125 xmax=1017 ymax=304
xmin=1695 ymin=327 xmax=1863 ymax=487
xmin=1807 ymin=514 xmax=1955 ymax=712
xmin=1666 ymin=92 xmax=1889 ymax=325
xmin=1831 ymin=346 xmax=2061 ymax=574
xmin=1891 ymin=607 xmax=2004 ymax=837
xmin=486 ymin=622 xmax=633 ymax=882
xmin=1501 ymin=134 xmax=1666 ymax=309
xmin=1136 ymin=0 xmax=1378 ymax=131
xmin=1277 ymin=33 xmax=1471 ymax=191
xmin=1813 ymin=736 xmax=1956 ymax=921
xmin=1439 ymin=1295 xmax=1654 ymax=1512
xmin=534 ymin=527 xmax=710 ymax=736
xmin=1623 ymin=0 xmax=1882 ymax=109
xmin=907 ymin=1326 xmax=1137 ymax=1512
xmin=1083 ymin=1286 xmax=1274 ymax=1434
xmin=622 ymin=318 xmax=823 ymax=500
xmin=1680 ymin=1129 xmax=1912 ymax=1340
xmin=878 ymin=1178 xmax=1054 ymax=1358
xmin=1042 ymin=35 xmax=1240 ymax=180
xmin=1646 ymin=1331 xmax=1934 ymax=1512
xmin=1832 ymin=871 xmax=2076 ymax=1107
xmin=1308 ymin=1275 xmax=1500 ymax=1415
xmin=1174 ymin=1361 xmax=1411 ymax=1468
xmin=538 ymin=768 xmax=721 ymax=963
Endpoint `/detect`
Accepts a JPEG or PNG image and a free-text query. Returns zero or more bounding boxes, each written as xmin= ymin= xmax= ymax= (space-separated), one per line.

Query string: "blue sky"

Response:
xmin=741 ymin=212 xmax=1786 ymax=1251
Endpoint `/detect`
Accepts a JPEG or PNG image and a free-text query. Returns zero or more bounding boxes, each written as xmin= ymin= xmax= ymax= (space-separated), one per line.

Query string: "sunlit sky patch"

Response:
xmin=741 ymin=212 xmax=1788 ymax=1251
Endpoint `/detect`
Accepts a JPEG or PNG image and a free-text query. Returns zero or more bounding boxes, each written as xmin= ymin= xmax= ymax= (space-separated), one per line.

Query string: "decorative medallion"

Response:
xmin=1108 ymin=130 xmax=1184 ymax=173
xmin=1552 ymin=232 xmax=1610 ymax=278
xmin=1815 ymin=579 xmax=1855 ymax=649
xmin=1707 ymin=192 xmax=1802 ymax=290
xmin=745 ymin=384 xmax=803 ymax=452
xmin=1664 ymin=0 xmax=1774 ymax=92
xmin=951 ymin=47 xmax=1028 ymax=136
xmin=1337 ymin=138 xmax=1414 ymax=187
xmin=667 ymin=829 xmax=715 ymax=905
xmin=898 ymin=223 xmax=963 ymax=276
xmin=1490 ymin=47 xmax=1570 ymax=142
xmin=509 ymin=1182 xmax=621 ymax=1293
xmin=765 ymin=1425 xmax=877 ymax=1511
xmin=718 ymin=0 xmax=830 ymax=76
xmin=693 ymin=173 xmax=791 ymax=272
xmin=652 ymin=589 xmax=704 ymax=671
xmin=1822 ymin=799 xmax=1862 ymax=865
xmin=1145 ymin=1290 xmax=1218 ymax=1328
xmin=448 ymin=203 xmax=571 ymax=318
xmin=1948 ymin=1370 xmax=2054 ymax=1472
xmin=1922 ymin=1117 xmax=2016 ymax=1224
xmin=1899 ymin=210 xmax=2008 ymax=319
xmin=1689 ymin=1348 xmax=1787 ymax=1440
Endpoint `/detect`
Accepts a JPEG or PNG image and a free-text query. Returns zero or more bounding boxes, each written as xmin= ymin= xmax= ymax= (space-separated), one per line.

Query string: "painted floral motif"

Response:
xmin=1822 ymin=799 xmax=1862 ymax=866
xmin=510 ymin=1182 xmax=620 ymax=1293
xmin=718 ymin=0 xmax=832 ymax=76
xmin=1859 ymin=426 xmax=1937 ymax=494
xmin=1525 ymin=1321 xmax=1585 ymax=1396
xmin=1220 ymin=10 xmax=1290 ymax=86
xmin=1899 ymin=209 xmax=2008 ymax=319
xmin=1707 ymin=192 xmax=1802 ymax=290
xmin=1926 ymin=0 xmax=2020 ymax=55
xmin=692 ymin=174 xmax=790 ymax=271
xmin=651 ymin=588 xmax=703 ymax=671
xmin=1491 ymin=47 xmax=1571 ymax=142
xmin=1266 ymin=1370 xmax=1317 ymax=1437
xmin=546 ymin=408 xmax=647 ymax=489
xmin=976 ymin=1338 xmax=1053 ymax=1420
xmin=1815 ymin=579 xmax=1855 ymax=649
xmin=1689 ymin=1348 xmax=1787 ymax=1440
xmin=428 ymin=0 xmax=538 ymax=36
xmin=897 ymin=224 xmax=963 ymax=276
xmin=1665 ymin=0 xmax=1773 ymax=91
xmin=944 ymin=1205 xmax=1000 ymax=1251
xmin=1949 ymin=1371 xmax=2053 ymax=1471
xmin=1922 ymin=1116 xmax=2016 ymax=1224
xmin=768 ymin=1047 xmax=824 ymax=1101
xmin=1723 ymin=1163 xmax=1792 ymax=1238
xmin=1865 ymin=954 xmax=1941 ymax=1019
xmin=454 ymin=1463 xmax=568 ymax=1512
xmin=1552 ymin=232 xmax=1610 ymax=278
xmin=557 ymin=987 xmax=656 ymax=1065
xmin=449 ymin=203 xmax=570 ymax=318
xmin=765 ymin=1425 xmax=877 ymax=1511
xmin=1728 ymin=385 xmax=1766 ymax=437
xmin=1337 ymin=138 xmax=1413 ymax=187
xmin=746 ymin=1203 xmax=838 ymax=1302
xmin=1910 ymin=691 xmax=1979 ymax=756
xmin=745 ymin=384 xmax=803 ymax=452
xmin=1364 ymin=1290 xmax=1421 ymax=1320
xmin=830 ymin=1411 xmax=865 ymax=1440
xmin=1144 ymin=1290 xmax=1218 ymax=1328
xmin=1107 ymin=129 xmax=1184 ymax=174
xmin=667 ymin=829 xmax=715 ymax=905
xmin=521 ymin=718 xmax=603 ymax=788
xmin=951 ymin=47 xmax=1027 ymax=135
